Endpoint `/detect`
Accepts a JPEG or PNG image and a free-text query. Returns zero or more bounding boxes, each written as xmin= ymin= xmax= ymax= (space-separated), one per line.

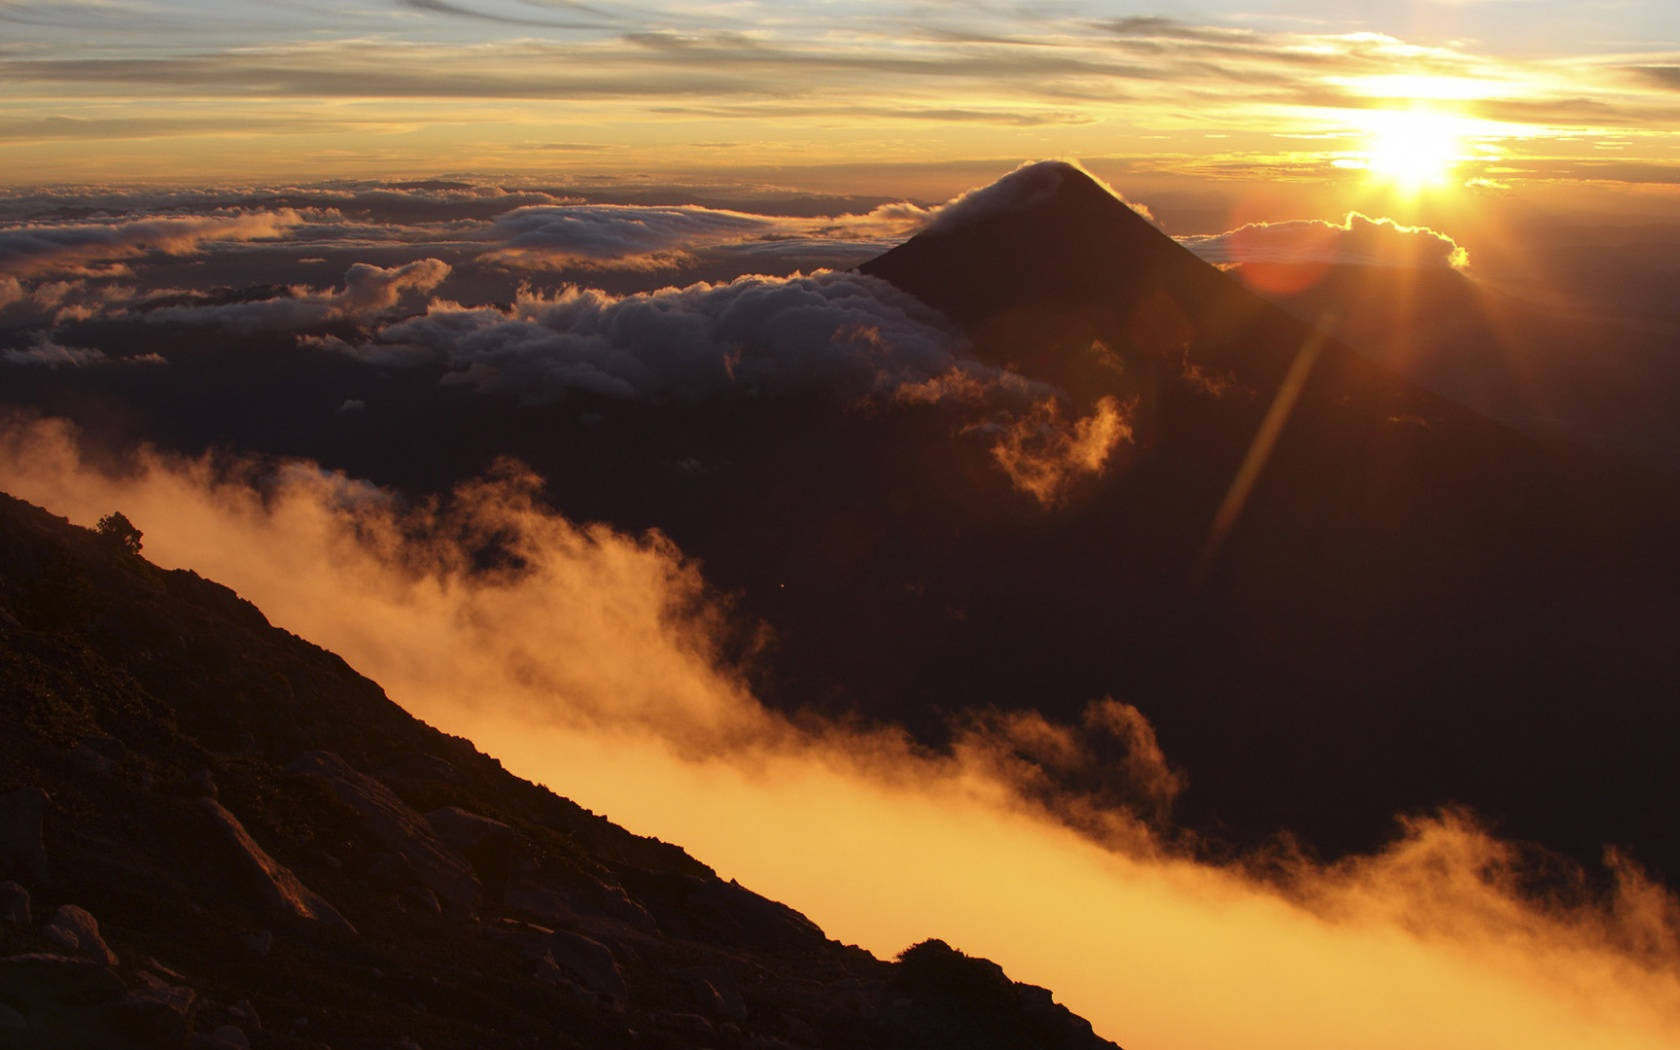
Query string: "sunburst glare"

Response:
xmin=1359 ymin=109 xmax=1468 ymax=191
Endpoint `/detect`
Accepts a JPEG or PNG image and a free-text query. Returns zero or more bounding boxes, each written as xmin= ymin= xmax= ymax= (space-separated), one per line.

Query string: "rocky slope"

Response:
xmin=0 ymin=491 xmax=1120 ymax=1050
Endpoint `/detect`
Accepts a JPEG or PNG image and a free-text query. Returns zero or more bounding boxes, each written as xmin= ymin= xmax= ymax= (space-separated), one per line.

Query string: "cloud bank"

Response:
xmin=0 ymin=210 xmax=305 ymax=276
xmin=143 ymin=258 xmax=451 ymax=332
xmin=329 ymin=271 xmax=996 ymax=404
xmin=2 ymin=414 xmax=1678 ymax=1050
xmin=1180 ymin=212 xmax=1471 ymax=270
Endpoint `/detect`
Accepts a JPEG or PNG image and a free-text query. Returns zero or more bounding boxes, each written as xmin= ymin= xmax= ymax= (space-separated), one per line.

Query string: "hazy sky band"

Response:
xmin=2 ymin=0 xmax=1678 ymax=185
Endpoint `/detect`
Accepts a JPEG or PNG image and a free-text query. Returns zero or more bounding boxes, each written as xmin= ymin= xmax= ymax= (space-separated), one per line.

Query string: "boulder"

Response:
xmin=187 ymin=768 xmax=218 ymax=799
xmin=0 ymin=787 xmax=49 ymax=884
xmin=502 ymin=882 xmax=577 ymax=927
xmin=194 ymin=1024 xmax=249 ymax=1049
xmin=426 ymin=806 xmax=521 ymax=878
xmin=101 ymin=983 xmax=198 ymax=1044
xmin=289 ymin=751 xmax=481 ymax=916
xmin=0 ymin=952 xmax=126 ymax=1007
xmin=0 ymin=880 xmax=29 ymax=924
xmin=44 ymin=905 xmax=119 ymax=966
xmin=236 ymin=929 xmax=274 ymax=958
xmin=548 ymin=930 xmax=627 ymax=1007
xmin=678 ymin=966 xmax=748 ymax=1022
xmin=66 ymin=740 xmax=116 ymax=779
xmin=197 ymin=798 xmax=355 ymax=932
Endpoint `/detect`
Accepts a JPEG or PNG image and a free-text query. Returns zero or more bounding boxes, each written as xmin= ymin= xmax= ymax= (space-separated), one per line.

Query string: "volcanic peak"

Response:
xmin=922 ymin=160 xmax=1141 ymax=237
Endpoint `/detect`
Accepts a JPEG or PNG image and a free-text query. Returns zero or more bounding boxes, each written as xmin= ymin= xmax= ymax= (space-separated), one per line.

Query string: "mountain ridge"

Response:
xmin=0 ymin=489 xmax=1122 ymax=1050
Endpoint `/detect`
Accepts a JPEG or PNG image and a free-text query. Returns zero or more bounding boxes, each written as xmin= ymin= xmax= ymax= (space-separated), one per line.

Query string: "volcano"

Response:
xmin=850 ymin=162 xmax=1680 ymax=871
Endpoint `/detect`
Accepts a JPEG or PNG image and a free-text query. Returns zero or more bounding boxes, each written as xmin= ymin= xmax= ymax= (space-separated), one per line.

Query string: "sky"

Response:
xmin=3 ymin=0 xmax=1680 ymax=203
xmin=4 ymin=6 xmax=1680 ymax=1048
xmin=0 ymin=151 xmax=1676 ymax=1047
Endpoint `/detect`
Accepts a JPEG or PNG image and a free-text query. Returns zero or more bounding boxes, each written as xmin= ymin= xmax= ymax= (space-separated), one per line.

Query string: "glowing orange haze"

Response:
xmin=4 ymin=415 xmax=1679 ymax=1050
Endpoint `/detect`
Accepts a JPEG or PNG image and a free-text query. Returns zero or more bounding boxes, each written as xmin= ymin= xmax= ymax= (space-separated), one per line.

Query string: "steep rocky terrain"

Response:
xmin=0 ymin=491 xmax=1120 ymax=1050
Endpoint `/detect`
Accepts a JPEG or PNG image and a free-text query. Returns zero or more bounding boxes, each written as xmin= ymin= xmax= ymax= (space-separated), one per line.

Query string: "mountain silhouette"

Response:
xmin=4 ymin=161 xmax=1678 ymax=884
xmin=855 ymin=162 xmax=1680 ymax=871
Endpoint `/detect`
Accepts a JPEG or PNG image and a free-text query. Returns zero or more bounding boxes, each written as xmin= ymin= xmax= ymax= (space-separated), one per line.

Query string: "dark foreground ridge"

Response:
xmin=0 ymin=491 xmax=1121 ymax=1050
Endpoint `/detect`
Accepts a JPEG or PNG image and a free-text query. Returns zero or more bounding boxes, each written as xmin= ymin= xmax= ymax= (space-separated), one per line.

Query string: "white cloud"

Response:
xmin=1178 ymin=212 xmax=1470 ymax=270
xmin=342 ymin=270 xmax=1002 ymax=404
xmin=143 ymin=258 xmax=451 ymax=332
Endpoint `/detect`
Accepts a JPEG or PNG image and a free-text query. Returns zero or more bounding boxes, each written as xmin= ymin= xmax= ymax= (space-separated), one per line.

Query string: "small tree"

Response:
xmin=95 ymin=511 xmax=143 ymax=554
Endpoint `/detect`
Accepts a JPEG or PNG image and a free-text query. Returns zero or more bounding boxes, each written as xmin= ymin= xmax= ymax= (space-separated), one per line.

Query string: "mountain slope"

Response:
xmin=0 ymin=490 xmax=1121 ymax=1050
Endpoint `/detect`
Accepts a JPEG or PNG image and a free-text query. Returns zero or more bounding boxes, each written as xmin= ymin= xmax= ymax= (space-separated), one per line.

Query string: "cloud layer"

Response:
xmin=0 ymin=210 xmax=305 ymax=276
xmin=143 ymin=258 xmax=451 ymax=331
xmin=331 ymin=271 xmax=993 ymax=403
xmin=2 ymin=413 xmax=1679 ymax=1050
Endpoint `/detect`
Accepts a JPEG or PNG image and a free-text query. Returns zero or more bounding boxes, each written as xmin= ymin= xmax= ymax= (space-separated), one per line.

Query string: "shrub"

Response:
xmin=95 ymin=512 xmax=143 ymax=554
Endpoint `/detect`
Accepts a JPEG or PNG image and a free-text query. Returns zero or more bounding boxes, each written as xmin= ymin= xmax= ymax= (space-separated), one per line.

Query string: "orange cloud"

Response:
xmin=2 ymin=413 xmax=1678 ymax=1050
xmin=973 ymin=395 xmax=1133 ymax=505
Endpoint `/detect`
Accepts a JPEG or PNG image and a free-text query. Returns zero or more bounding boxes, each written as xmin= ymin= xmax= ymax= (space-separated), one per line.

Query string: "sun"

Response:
xmin=1359 ymin=109 xmax=1466 ymax=191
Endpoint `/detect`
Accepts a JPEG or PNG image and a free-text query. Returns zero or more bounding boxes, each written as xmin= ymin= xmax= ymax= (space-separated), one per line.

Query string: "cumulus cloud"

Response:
xmin=0 ymin=210 xmax=305 ymax=276
xmin=3 ymin=413 xmax=1679 ymax=1050
xmin=337 ymin=271 xmax=987 ymax=403
xmin=1179 ymin=212 xmax=1470 ymax=270
xmin=481 ymin=199 xmax=938 ymax=271
xmin=970 ymin=395 xmax=1133 ymax=505
xmin=0 ymin=276 xmax=141 ymax=324
xmin=143 ymin=258 xmax=451 ymax=332
xmin=485 ymin=203 xmax=780 ymax=270
xmin=1 ymin=334 xmax=107 ymax=368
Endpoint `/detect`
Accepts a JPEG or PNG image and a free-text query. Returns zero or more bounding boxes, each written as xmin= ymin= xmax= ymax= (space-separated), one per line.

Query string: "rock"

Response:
xmin=426 ymin=806 xmax=523 ymax=881
xmin=426 ymin=807 xmax=517 ymax=853
xmin=141 ymin=957 xmax=189 ymax=984
xmin=0 ymin=880 xmax=29 ymax=924
xmin=66 ymin=741 xmax=115 ymax=779
xmin=502 ymin=882 xmax=577 ymax=927
xmin=594 ymin=882 xmax=658 ymax=932
xmin=653 ymin=1011 xmax=714 ymax=1038
xmin=188 ymin=767 xmax=218 ymax=798
xmin=203 ymin=1024 xmax=249 ymax=1049
xmin=289 ymin=751 xmax=481 ymax=917
xmin=680 ymin=967 xmax=748 ymax=1022
xmin=0 ymin=952 xmax=126 ymax=1007
xmin=44 ymin=905 xmax=119 ymax=966
xmin=0 ymin=1002 xmax=24 ymax=1031
xmin=228 ymin=999 xmax=262 ymax=1031
xmin=485 ymin=918 xmax=556 ymax=963
xmin=197 ymin=798 xmax=356 ymax=933
xmin=548 ymin=930 xmax=627 ymax=1007
xmin=236 ymin=929 xmax=274 ymax=958
xmin=0 ymin=787 xmax=49 ymax=884
xmin=101 ymin=984 xmax=198 ymax=1044
xmin=507 ymin=873 xmax=654 ymax=933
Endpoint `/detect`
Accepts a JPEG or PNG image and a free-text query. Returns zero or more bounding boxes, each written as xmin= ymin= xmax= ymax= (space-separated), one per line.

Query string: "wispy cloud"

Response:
xmin=3 ymin=7 xmax=1678 ymax=184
